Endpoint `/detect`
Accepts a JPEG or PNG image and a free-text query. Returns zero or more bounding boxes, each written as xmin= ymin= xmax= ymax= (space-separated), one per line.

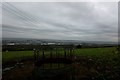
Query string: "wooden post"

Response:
xmin=34 ymin=49 xmax=37 ymax=62
xmin=50 ymin=50 xmax=52 ymax=69
xmin=37 ymin=49 xmax=39 ymax=62
xmin=70 ymin=48 xmax=72 ymax=59
xmin=64 ymin=49 xmax=66 ymax=59
xmin=56 ymin=47 xmax=57 ymax=58
xmin=58 ymin=48 xmax=60 ymax=68
xmin=72 ymin=70 xmax=75 ymax=80
xmin=42 ymin=50 xmax=45 ymax=60
xmin=50 ymin=50 xmax=52 ymax=59
xmin=73 ymin=48 xmax=74 ymax=61
xmin=42 ymin=50 xmax=45 ymax=69
xmin=68 ymin=48 xmax=70 ymax=59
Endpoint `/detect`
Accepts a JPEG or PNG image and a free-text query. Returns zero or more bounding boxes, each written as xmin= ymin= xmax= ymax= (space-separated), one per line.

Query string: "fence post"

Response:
xmin=56 ymin=46 xmax=57 ymax=58
xmin=50 ymin=49 xmax=52 ymax=69
xmin=42 ymin=50 xmax=45 ymax=60
xmin=42 ymin=50 xmax=45 ymax=69
xmin=37 ymin=49 xmax=39 ymax=62
xmin=64 ymin=48 xmax=66 ymax=59
xmin=70 ymin=48 xmax=72 ymax=59
xmin=50 ymin=49 xmax=52 ymax=59
xmin=34 ymin=49 xmax=37 ymax=62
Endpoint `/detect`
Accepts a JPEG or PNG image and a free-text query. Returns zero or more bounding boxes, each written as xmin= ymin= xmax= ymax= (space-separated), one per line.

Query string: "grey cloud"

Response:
xmin=2 ymin=2 xmax=118 ymax=42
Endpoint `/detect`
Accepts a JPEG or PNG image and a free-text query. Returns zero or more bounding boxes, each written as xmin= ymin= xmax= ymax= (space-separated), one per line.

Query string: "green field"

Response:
xmin=2 ymin=47 xmax=119 ymax=62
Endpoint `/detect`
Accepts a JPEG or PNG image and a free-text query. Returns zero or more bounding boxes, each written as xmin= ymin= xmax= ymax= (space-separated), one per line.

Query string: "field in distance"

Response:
xmin=2 ymin=47 xmax=119 ymax=62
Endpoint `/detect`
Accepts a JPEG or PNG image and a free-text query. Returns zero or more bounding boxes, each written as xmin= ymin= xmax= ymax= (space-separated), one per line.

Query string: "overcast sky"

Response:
xmin=2 ymin=2 xmax=118 ymax=42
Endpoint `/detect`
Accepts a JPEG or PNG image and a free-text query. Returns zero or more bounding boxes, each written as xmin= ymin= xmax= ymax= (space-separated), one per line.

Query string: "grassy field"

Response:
xmin=75 ymin=47 xmax=119 ymax=58
xmin=2 ymin=47 xmax=118 ymax=62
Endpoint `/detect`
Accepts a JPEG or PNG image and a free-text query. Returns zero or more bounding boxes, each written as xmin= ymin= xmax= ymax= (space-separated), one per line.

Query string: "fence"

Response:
xmin=33 ymin=45 xmax=75 ymax=68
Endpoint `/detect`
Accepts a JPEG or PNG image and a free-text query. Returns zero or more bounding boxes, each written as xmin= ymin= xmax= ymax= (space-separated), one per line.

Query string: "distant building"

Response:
xmin=15 ymin=43 xmax=20 ymax=45
xmin=25 ymin=43 xmax=31 ymax=45
xmin=7 ymin=43 xmax=15 ymax=45
xmin=41 ymin=43 xmax=47 ymax=45
xmin=57 ymin=43 xmax=61 ymax=45
xmin=47 ymin=43 xmax=55 ymax=45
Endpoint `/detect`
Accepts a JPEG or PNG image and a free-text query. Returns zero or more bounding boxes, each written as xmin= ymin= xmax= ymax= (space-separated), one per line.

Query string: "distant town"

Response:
xmin=2 ymin=38 xmax=118 ymax=48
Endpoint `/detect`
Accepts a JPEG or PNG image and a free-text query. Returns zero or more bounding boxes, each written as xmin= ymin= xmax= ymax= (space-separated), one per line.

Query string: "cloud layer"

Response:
xmin=2 ymin=2 xmax=118 ymax=42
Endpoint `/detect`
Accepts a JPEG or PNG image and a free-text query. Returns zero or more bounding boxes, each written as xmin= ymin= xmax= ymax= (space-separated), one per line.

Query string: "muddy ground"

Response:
xmin=2 ymin=56 xmax=120 ymax=80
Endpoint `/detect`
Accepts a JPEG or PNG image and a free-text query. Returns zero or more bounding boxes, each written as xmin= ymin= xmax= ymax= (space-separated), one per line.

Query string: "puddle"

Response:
xmin=3 ymin=62 xmax=24 ymax=72
xmin=3 ymin=67 xmax=14 ymax=72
